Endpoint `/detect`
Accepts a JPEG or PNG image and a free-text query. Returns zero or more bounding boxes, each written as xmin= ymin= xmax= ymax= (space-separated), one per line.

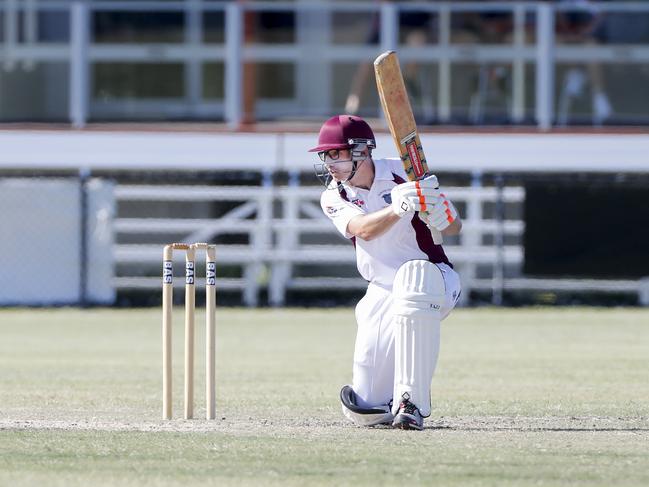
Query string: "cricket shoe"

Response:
xmin=392 ymin=395 xmax=424 ymax=431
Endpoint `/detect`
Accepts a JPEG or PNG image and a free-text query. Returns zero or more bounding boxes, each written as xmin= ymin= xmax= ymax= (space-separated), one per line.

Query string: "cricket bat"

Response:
xmin=374 ymin=50 xmax=443 ymax=245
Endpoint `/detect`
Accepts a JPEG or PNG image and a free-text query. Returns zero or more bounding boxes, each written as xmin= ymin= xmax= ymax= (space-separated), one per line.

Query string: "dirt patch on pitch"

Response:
xmin=1 ymin=416 xmax=647 ymax=434
xmin=428 ymin=415 xmax=649 ymax=432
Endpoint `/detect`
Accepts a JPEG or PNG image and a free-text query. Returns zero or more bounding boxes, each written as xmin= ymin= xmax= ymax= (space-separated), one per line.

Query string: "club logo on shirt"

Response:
xmin=351 ymin=198 xmax=365 ymax=208
xmin=381 ymin=192 xmax=392 ymax=205
xmin=325 ymin=206 xmax=338 ymax=215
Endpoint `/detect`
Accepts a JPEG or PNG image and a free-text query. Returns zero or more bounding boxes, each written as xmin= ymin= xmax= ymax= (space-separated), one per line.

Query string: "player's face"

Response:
xmin=319 ymin=149 xmax=353 ymax=181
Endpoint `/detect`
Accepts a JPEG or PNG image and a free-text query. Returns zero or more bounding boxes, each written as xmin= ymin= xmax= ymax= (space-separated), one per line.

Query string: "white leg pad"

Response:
xmin=391 ymin=260 xmax=445 ymax=417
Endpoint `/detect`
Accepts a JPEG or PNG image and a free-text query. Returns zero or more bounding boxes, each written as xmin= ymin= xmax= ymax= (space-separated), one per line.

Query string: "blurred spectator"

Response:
xmin=556 ymin=0 xmax=612 ymax=126
xmin=344 ymin=2 xmax=437 ymax=115
xmin=343 ymin=11 xmax=379 ymax=115
xmin=451 ymin=6 xmax=514 ymax=44
xmin=451 ymin=3 xmax=515 ymax=124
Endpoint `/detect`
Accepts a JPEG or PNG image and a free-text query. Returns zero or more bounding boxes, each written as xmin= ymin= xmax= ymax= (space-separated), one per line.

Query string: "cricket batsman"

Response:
xmin=310 ymin=115 xmax=462 ymax=430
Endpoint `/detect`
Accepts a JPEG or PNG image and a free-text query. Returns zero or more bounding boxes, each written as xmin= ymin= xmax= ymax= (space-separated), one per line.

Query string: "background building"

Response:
xmin=1 ymin=0 xmax=648 ymax=126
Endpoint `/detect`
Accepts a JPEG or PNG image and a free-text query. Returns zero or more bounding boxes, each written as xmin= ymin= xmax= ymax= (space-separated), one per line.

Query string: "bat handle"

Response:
xmin=421 ymin=210 xmax=444 ymax=245
xmin=431 ymin=228 xmax=443 ymax=245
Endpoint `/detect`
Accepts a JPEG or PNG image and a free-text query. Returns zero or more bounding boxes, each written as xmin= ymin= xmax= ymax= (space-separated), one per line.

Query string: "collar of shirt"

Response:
xmin=338 ymin=158 xmax=395 ymax=194
xmin=372 ymin=158 xmax=397 ymax=182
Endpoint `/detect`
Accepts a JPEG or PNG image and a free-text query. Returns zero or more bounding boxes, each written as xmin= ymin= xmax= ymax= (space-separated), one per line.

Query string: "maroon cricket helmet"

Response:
xmin=309 ymin=115 xmax=376 ymax=153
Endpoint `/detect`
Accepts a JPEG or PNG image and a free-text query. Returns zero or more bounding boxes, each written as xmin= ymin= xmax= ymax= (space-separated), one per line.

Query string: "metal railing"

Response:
xmin=1 ymin=1 xmax=648 ymax=127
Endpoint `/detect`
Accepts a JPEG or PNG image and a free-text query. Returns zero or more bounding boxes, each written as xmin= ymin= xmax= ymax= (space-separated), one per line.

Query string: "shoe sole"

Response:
xmin=392 ymin=415 xmax=423 ymax=431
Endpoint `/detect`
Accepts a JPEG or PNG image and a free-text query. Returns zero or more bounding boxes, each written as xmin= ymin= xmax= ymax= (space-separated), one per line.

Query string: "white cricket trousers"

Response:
xmin=352 ymin=262 xmax=461 ymax=409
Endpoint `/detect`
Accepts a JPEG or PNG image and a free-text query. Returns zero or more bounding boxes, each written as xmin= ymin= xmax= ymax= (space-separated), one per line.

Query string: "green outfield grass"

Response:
xmin=1 ymin=307 xmax=648 ymax=486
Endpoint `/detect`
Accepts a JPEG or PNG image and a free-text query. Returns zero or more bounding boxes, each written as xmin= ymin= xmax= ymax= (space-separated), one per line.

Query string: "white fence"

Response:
xmin=112 ymin=182 xmax=521 ymax=306
xmin=112 ymin=180 xmax=647 ymax=307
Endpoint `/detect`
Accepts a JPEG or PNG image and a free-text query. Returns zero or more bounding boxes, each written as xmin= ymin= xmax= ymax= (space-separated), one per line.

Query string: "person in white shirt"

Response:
xmin=310 ymin=115 xmax=462 ymax=430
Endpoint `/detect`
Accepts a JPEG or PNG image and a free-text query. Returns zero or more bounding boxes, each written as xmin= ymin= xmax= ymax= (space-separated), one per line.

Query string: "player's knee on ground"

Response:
xmin=340 ymin=385 xmax=393 ymax=427
xmin=392 ymin=260 xmax=445 ymax=418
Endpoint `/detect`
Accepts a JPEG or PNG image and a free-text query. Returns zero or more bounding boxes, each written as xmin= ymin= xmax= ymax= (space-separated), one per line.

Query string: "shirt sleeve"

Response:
xmin=320 ymin=189 xmax=365 ymax=239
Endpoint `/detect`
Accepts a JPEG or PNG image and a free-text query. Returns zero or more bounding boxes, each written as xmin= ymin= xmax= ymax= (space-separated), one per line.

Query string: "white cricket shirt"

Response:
xmin=320 ymin=157 xmax=451 ymax=288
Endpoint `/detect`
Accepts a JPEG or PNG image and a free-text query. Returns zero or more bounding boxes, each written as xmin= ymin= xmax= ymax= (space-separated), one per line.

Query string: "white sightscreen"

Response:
xmin=0 ymin=178 xmax=115 ymax=305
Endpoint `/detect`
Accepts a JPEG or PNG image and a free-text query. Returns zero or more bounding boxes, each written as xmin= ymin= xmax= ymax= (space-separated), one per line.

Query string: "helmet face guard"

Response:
xmin=313 ymin=138 xmax=375 ymax=188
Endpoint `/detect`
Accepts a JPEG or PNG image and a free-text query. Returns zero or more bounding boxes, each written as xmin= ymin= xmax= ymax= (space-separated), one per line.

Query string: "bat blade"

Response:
xmin=374 ymin=50 xmax=443 ymax=244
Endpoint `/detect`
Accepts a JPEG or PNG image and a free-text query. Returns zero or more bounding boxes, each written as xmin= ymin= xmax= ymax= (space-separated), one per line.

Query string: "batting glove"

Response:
xmin=422 ymin=193 xmax=458 ymax=231
xmin=390 ymin=175 xmax=441 ymax=217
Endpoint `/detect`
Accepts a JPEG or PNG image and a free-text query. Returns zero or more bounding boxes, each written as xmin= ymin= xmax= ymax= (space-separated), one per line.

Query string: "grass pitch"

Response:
xmin=1 ymin=307 xmax=648 ymax=486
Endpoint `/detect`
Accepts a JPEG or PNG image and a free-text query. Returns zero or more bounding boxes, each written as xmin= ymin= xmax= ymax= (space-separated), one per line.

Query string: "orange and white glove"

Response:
xmin=422 ymin=192 xmax=457 ymax=231
xmin=390 ymin=175 xmax=440 ymax=217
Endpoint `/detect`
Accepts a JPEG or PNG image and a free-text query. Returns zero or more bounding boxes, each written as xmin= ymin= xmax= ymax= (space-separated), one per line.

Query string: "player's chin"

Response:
xmin=329 ymin=172 xmax=349 ymax=183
